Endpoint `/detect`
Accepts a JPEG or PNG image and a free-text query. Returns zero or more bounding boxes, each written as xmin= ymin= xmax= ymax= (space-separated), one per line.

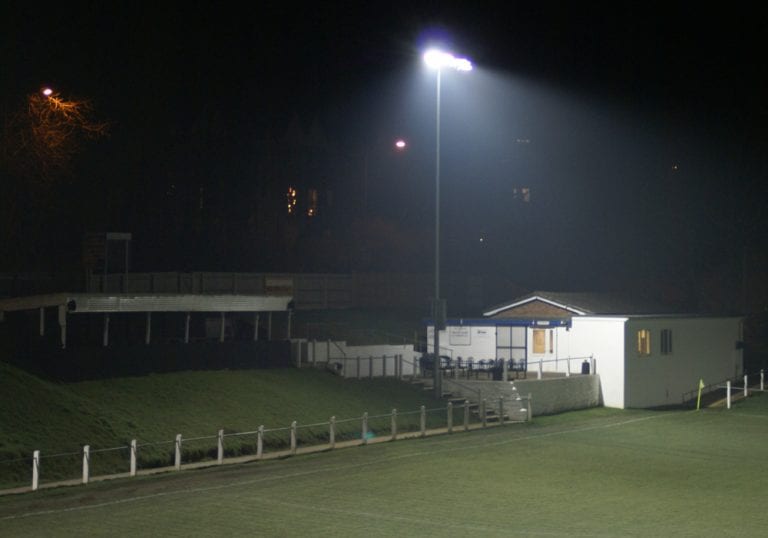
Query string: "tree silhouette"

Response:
xmin=0 ymin=89 xmax=108 ymax=268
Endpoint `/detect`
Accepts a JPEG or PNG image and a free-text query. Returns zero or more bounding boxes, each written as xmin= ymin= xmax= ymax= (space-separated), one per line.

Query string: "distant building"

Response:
xmin=427 ymin=291 xmax=743 ymax=408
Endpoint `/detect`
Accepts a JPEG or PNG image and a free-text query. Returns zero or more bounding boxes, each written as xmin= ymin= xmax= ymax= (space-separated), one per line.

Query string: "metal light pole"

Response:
xmin=423 ymin=49 xmax=472 ymax=398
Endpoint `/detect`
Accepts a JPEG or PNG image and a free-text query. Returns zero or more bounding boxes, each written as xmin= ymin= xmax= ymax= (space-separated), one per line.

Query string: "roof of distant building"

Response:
xmin=483 ymin=291 xmax=689 ymax=318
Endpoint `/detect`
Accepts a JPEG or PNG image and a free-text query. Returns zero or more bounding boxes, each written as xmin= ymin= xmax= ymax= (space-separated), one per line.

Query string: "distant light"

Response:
xmin=423 ymin=49 xmax=472 ymax=71
xmin=479 ymin=237 xmax=484 ymax=243
xmin=672 ymin=164 xmax=679 ymax=171
xmin=395 ymin=139 xmax=407 ymax=150
xmin=42 ymin=87 xmax=53 ymax=97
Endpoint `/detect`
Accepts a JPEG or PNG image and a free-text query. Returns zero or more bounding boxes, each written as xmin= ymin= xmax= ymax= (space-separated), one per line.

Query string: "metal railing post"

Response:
xmin=464 ymin=399 xmax=469 ymax=431
xmin=32 ymin=450 xmax=40 ymax=491
xmin=174 ymin=434 xmax=182 ymax=470
xmin=290 ymin=421 xmax=297 ymax=454
xmin=744 ymin=374 xmax=749 ymax=397
xmin=447 ymin=402 xmax=453 ymax=433
xmin=330 ymin=417 xmax=336 ymax=449
xmin=217 ymin=429 xmax=224 ymax=464
xmin=420 ymin=406 xmax=426 ymax=437
xmin=130 ymin=439 xmax=137 ymax=476
xmin=82 ymin=445 xmax=90 ymax=485
xmin=257 ymin=425 xmax=264 ymax=459
xmin=391 ymin=409 xmax=398 ymax=440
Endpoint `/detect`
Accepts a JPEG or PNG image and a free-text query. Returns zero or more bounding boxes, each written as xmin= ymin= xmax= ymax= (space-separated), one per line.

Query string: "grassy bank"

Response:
xmin=0 ymin=362 xmax=441 ymax=488
xmin=3 ymin=399 xmax=767 ymax=536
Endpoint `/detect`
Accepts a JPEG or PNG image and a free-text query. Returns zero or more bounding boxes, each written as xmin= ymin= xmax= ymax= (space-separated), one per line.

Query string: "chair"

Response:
xmin=440 ymin=356 xmax=455 ymax=377
xmin=456 ymin=357 xmax=466 ymax=377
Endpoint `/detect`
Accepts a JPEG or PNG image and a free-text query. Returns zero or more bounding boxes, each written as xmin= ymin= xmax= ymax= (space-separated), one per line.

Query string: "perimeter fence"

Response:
xmin=681 ymin=369 xmax=767 ymax=408
xmin=0 ymin=396 xmax=531 ymax=494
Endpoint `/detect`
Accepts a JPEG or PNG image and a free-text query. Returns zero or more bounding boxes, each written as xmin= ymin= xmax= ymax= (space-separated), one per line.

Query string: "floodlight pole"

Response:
xmin=433 ymin=67 xmax=443 ymax=399
xmin=424 ymin=49 xmax=471 ymax=399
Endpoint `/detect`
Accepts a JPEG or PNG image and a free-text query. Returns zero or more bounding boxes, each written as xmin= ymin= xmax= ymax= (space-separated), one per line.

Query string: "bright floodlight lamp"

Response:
xmin=423 ymin=47 xmax=472 ymax=398
xmin=423 ymin=49 xmax=472 ymax=72
xmin=395 ymin=139 xmax=407 ymax=149
xmin=42 ymin=87 xmax=53 ymax=97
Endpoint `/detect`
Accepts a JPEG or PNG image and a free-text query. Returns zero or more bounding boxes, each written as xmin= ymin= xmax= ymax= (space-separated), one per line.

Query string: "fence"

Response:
xmin=297 ymin=339 xmax=597 ymax=383
xmin=0 ymin=397 xmax=531 ymax=494
xmin=327 ymin=354 xmax=420 ymax=379
xmin=418 ymin=355 xmax=596 ymax=381
xmin=681 ymin=369 xmax=766 ymax=408
xmin=528 ymin=356 xmax=596 ymax=379
xmin=715 ymin=371 xmax=765 ymax=410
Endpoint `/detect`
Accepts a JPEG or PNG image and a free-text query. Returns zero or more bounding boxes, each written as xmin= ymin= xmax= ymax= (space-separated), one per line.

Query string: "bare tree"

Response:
xmin=0 ymin=88 xmax=108 ymax=265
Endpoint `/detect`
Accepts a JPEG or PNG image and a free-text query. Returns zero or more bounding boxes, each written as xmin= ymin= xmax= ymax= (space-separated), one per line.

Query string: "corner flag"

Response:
xmin=696 ymin=378 xmax=705 ymax=410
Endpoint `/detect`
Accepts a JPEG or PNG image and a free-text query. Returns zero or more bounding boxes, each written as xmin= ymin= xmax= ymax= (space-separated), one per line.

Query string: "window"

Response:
xmin=533 ymin=329 xmax=546 ymax=354
xmin=532 ymin=329 xmax=554 ymax=354
xmin=513 ymin=187 xmax=531 ymax=202
xmin=307 ymin=189 xmax=318 ymax=217
xmin=549 ymin=330 xmax=554 ymax=354
xmin=661 ymin=329 xmax=673 ymax=355
xmin=286 ymin=187 xmax=297 ymax=215
xmin=637 ymin=329 xmax=651 ymax=356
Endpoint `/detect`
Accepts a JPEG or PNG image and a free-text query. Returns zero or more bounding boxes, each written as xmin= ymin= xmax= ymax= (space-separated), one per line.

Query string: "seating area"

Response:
xmin=419 ymin=354 xmax=528 ymax=380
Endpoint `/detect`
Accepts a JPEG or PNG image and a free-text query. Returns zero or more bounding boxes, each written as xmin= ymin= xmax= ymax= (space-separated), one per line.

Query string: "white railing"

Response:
xmin=328 ymin=354 xmax=420 ymax=379
xmin=529 ymin=355 xmax=596 ymax=379
xmin=718 ymin=370 xmax=765 ymax=409
xmin=1 ymin=396 xmax=532 ymax=494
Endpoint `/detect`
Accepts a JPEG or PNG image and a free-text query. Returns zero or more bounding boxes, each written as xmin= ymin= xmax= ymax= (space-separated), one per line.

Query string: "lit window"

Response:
xmin=307 ymin=189 xmax=318 ymax=217
xmin=637 ymin=329 xmax=651 ymax=356
xmin=513 ymin=187 xmax=531 ymax=202
xmin=287 ymin=187 xmax=297 ymax=215
xmin=533 ymin=329 xmax=545 ymax=354
xmin=661 ymin=329 xmax=673 ymax=355
xmin=549 ymin=330 xmax=554 ymax=354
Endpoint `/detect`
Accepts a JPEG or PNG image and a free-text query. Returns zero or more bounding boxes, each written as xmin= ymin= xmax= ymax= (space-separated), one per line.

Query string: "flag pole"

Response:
xmin=696 ymin=378 xmax=705 ymax=410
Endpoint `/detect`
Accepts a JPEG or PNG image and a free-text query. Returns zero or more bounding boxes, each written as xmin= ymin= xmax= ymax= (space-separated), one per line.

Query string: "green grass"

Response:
xmin=2 ymin=396 xmax=767 ymax=536
xmin=0 ymin=362 xmax=444 ymax=487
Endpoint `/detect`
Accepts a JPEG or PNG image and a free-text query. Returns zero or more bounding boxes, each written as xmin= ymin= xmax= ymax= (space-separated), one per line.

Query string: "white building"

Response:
xmin=428 ymin=292 xmax=743 ymax=409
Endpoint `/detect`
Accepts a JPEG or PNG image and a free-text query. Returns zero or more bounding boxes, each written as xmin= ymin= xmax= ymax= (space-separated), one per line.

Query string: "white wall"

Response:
xmin=427 ymin=325 xmax=497 ymax=360
xmin=565 ymin=317 xmax=627 ymax=408
xmin=430 ymin=323 xmax=614 ymax=379
xmin=624 ymin=317 xmax=743 ymax=408
xmin=307 ymin=341 xmax=419 ymax=378
xmin=528 ymin=326 xmax=575 ymax=374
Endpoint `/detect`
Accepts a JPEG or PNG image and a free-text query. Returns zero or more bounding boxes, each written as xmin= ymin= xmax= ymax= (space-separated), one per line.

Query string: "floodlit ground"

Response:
xmin=2 ymin=397 xmax=767 ymax=537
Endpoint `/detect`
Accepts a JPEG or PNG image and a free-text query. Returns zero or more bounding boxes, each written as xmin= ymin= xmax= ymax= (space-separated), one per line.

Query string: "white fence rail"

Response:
xmin=531 ymin=356 xmax=596 ymax=379
xmin=2 ymin=397 xmax=531 ymax=494
xmin=719 ymin=370 xmax=765 ymax=409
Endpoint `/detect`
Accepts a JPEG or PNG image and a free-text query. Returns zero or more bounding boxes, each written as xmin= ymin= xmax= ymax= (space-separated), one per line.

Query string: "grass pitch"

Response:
xmin=2 ymin=396 xmax=767 ymax=537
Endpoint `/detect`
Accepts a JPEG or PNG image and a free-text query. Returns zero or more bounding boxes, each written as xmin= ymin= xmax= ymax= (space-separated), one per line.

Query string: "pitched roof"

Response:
xmin=483 ymin=291 xmax=684 ymax=317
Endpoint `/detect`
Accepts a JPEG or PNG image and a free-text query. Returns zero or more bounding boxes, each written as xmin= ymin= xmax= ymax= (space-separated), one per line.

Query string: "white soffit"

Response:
xmin=0 ymin=294 xmax=293 ymax=314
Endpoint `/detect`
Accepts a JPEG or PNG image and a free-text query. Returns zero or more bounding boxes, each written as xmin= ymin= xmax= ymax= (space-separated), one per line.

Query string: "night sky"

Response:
xmin=1 ymin=2 xmax=767 ymax=309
